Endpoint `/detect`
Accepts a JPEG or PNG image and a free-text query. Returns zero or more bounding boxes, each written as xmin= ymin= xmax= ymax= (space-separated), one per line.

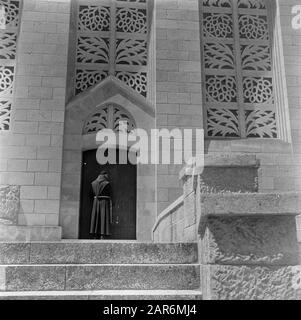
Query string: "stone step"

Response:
xmin=0 ymin=264 xmax=200 ymax=292
xmin=0 ymin=241 xmax=198 ymax=265
xmin=0 ymin=290 xmax=202 ymax=300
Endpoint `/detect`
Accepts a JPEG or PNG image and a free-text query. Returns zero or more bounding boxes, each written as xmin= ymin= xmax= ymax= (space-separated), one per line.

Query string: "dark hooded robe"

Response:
xmin=90 ymin=173 xmax=112 ymax=237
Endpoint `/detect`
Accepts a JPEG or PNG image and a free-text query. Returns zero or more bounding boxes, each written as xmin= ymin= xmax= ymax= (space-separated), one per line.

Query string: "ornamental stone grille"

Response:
xmin=0 ymin=0 xmax=20 ymax=131
xmin=83 ymin=103 xmax=136 ymax=134
xmin=75 ymin=0 xmax=148 ymax=98
xmin=201 ymin=0 xmax=277 ymax=139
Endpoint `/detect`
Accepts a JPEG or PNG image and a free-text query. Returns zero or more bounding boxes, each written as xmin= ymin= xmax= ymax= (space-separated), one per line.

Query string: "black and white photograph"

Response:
xmin=0 ymin=0 xmax=300 ymax=307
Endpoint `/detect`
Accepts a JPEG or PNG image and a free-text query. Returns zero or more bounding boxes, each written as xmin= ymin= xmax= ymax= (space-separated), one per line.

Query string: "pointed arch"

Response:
xmin=60 ymin=77 xmax=156 ymax=240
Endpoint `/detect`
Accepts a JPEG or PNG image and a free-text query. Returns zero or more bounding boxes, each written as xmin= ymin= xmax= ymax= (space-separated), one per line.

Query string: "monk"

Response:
xmin=90 ymin=171 xmax=112 ymax=239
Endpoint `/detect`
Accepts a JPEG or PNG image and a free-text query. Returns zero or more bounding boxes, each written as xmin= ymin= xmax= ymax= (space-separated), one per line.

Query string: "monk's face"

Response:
xmin=100 ymin=173 xmax=109 ymax=180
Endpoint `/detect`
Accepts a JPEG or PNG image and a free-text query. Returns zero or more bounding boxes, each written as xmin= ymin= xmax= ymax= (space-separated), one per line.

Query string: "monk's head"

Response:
xmin=99 ymin=170 xmax=109 ymax=180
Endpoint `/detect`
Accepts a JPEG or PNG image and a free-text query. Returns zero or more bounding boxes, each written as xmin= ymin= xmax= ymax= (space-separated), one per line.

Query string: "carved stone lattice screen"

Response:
xmin=201 ymin=0 xmax=278 ymax=139
xmin=0 ymin=0 xmax=20 ymax=131
xmin=83 ymin=103 xmax=136 ymax=134
xmin=75 ymin=0 xmax=148 ymax=97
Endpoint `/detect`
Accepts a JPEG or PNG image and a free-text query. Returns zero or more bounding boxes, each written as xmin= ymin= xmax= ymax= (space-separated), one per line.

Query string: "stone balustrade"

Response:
xmin=152 ymin=154 xmax=301 ymax=299
xmin=152 ymin=195 xmax=184 ymax=242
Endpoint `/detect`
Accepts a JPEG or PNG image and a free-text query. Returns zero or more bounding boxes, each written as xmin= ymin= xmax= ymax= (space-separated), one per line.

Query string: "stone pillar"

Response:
xmin=0 ymin=0 xmax=71 ymax=240
xmin=155 ymin=0 xmax=204 ymax=214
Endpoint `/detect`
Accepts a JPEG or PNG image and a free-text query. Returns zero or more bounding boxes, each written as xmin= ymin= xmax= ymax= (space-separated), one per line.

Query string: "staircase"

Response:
xmin=0 ymin=241 xmax=202 ymax=300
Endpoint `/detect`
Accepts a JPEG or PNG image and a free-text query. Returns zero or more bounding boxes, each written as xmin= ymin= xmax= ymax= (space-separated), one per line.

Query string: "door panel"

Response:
xmin=79 ymin=149 xmax=137 ymax=240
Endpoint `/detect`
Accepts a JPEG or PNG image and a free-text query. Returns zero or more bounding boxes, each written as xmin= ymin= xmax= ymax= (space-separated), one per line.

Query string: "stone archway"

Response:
xmin=59 ymin=77 xmax=155 ymax=240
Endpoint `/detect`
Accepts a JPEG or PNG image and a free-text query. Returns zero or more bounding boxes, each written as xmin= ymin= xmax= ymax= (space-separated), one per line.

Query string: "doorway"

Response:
xmin=79 ymin=148 xmax=137 ymax=240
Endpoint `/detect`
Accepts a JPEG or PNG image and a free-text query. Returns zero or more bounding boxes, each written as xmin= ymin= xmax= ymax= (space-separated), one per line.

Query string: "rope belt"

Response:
xmin=94 ymin=196 xmax=111 ymax=200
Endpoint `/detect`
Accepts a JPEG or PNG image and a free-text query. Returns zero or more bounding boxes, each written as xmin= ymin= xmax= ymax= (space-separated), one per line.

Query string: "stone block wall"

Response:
xmin=1 ymin=0 xmax=300 ymax=240
xmin=279 ymin=0 xmax=301 ymax=237
xmin=202 ymin=0 xmax=301 ymax=235
xmin=155 ymin=0 xmax=301 ymax=217
xmin=0 ymin=0 xmax=70 ymax=229
xmin=201 ymin=0 xmax=301 ymax=194
xmin=155 ymin=0 xmax=204 ymax=214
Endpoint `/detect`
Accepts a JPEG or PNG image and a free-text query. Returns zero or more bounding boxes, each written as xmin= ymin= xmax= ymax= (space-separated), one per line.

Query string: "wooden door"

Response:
xmin=79 ymin=149 xmax=137 ymax=240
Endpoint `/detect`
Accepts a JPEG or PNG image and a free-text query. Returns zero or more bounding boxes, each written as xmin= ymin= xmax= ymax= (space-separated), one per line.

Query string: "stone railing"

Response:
xmin=152 ymin=154 xmax=301 ymax=299
xmin=152 ymin=196 xmax=184 ymax=242
xmin=153 ymin=154 xmax=260 ymax=243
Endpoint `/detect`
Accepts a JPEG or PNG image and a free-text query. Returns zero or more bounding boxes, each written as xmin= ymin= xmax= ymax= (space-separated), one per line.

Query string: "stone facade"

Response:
xmin=154 ymin=0 xmax=301 ymax=231
xmin=0 ymin=0 xmax=300 ymax=242
xmin=0 ymin=0 xmax=301 ymax=300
